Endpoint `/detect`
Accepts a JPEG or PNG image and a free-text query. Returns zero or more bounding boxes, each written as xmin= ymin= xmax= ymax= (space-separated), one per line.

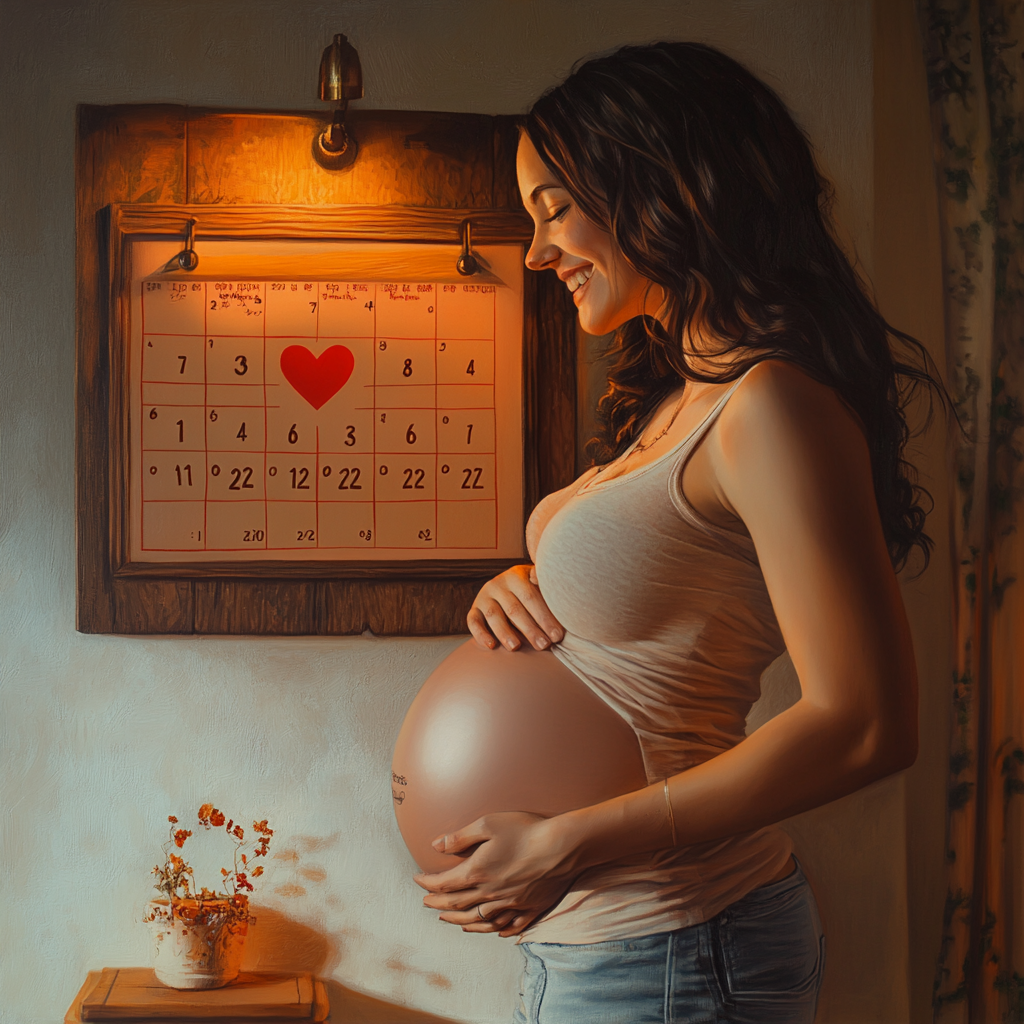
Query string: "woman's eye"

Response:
xmin=544 ymin=205 xmax=569 ymax=223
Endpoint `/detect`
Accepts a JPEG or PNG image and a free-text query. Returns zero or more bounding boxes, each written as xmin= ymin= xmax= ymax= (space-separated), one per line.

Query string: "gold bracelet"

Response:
xmin=663 ymin=778 xmax=678 ymax=847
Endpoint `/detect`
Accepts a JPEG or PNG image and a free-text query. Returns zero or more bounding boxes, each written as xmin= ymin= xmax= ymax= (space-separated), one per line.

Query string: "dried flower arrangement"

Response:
xmin=151 ymin=804 xmax=274 ymax=908
xmin=144 ymin=804 xmax=274 ymax=989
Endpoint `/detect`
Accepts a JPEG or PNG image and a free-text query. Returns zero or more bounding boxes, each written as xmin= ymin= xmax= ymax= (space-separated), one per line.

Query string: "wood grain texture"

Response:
xmin=67 ymin=972 xmax=447 ymax=1024
xmin=69 ymin=968 xmax=326 ymax=1023
xmin=112 ymin=203 xmax=532 ymax=242
xmin=115 ymin=558 xmax=521 ymax=580
xmin=187 ymin=109 xmax=494 ymax=208
xmin=492 ymin=116 xmax=524 ymax=209
xmin=112 ymin=578 xmax=193 ymax=634
xmin=194 ymin=580 xmax=319 ymax=635
xmin=321 ymin=578 xmax=485 ymax=635
xmin=523 ymin=267 xmax=579 ymax=514
xmin=80 ymin=967 xmax=313 ymax=1020
xmin=76 ymin=105 xmax=576 ymax=635
xmin=76 ymin=106 xmax=187 ymax=634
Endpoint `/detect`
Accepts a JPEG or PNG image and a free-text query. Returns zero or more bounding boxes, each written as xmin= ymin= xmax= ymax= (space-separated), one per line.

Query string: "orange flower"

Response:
xmin=168 ymin=815 xmax=178 ymax=824
xmin=197 ymin=803 xmax=214 ymax=824
xmin=252 ymin=865 xmax=264 ymax=877
xmin=232 ymin=825 xmax=244 ymax=840
xmin=209 ymin=809 xmax=225 ymax=828
xmin=173 ymin=829 xmax=192 ymax=848
xmin=236 ymin=873 xmax=254 ymax=892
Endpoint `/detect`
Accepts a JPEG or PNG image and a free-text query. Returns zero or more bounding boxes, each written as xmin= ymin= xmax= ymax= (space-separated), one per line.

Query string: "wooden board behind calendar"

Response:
xmin=75 ymin=106 xmax=578 ymax=635
xmin=129 ymin=240 xmax=524 ymax=562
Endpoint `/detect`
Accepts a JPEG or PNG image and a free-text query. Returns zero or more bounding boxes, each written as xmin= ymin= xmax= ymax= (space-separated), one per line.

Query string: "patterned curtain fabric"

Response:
xmin=917 ymin=2 xmax=1024 ymax=1021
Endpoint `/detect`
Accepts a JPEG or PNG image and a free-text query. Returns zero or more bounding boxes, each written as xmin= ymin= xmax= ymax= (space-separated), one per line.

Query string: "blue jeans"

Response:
xmin=513 ymin=858 xmax=825 ymax=1024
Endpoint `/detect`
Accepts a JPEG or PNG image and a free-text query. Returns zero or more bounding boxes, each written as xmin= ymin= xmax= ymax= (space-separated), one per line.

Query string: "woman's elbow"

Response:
xmin=858 ymin=708 xmax=919 ymax=779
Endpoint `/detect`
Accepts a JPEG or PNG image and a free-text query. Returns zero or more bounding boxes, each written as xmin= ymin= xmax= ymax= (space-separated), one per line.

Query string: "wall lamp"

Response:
xmin=315 ymin=33 xmax=363 ymax=170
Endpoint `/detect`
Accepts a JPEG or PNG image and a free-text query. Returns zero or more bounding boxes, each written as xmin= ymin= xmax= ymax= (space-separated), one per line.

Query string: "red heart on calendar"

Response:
xmin=280 ymin=345 xmax=355 ymax=410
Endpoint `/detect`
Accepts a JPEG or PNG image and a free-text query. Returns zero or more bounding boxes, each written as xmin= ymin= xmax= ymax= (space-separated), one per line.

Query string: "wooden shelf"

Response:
xmin=66 ymin=969 xmax=328 ymax=1023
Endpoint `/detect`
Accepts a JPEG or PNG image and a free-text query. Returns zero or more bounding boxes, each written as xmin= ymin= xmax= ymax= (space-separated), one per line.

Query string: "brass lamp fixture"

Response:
xmin=315 ymin=33 xmax=363 ymax=169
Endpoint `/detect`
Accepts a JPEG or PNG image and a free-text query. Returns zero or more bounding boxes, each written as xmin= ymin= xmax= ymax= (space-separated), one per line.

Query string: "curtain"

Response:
xmin=917 ymin=2 xmax=1024 ymax=1021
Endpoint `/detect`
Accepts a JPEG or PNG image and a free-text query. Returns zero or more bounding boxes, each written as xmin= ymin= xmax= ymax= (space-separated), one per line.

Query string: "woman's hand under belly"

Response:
xmin=415 ymin=811 xmax=584 ymax=936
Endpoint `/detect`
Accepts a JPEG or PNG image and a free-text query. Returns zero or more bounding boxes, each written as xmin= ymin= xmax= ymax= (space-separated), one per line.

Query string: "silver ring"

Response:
xmin=476 ymin=904 xmax=487 ymax=921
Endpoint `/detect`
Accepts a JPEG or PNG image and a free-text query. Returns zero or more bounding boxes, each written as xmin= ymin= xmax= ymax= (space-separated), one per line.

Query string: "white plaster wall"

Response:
xmin=0 ymin=2 xmax=913 ymax=1022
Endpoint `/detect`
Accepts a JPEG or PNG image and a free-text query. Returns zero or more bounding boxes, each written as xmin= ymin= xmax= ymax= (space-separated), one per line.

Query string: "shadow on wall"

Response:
xmin=242 ymin=906 xmax=341 ymax=975
xmin=322 ymin=979 xmax=462 ymax=1024
xmin=242 ymin=907 xmax=460 ymax=1023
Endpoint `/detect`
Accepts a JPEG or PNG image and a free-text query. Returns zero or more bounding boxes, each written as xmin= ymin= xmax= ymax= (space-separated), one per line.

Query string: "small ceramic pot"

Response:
xmin=144 ymin=897 xmax=250 ymax=989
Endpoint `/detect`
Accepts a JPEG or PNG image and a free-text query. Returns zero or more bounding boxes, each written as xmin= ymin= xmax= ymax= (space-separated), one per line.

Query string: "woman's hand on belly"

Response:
xmin=414 ymin=811 xmax=580 ymax=936
xmin=467 ymin=564 xmax=564 ymax=652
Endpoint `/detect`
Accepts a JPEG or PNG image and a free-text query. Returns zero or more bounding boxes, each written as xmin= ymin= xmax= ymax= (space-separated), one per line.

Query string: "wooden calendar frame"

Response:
xmin=110 ymin=202 xmax=535 ymax=577
xmin=76 ymin=106 xmax=578 ymax=635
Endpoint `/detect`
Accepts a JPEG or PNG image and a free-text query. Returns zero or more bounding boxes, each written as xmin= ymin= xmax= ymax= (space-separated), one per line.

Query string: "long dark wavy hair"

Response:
xmin=523 ymin=42 xmax=944 ymax=572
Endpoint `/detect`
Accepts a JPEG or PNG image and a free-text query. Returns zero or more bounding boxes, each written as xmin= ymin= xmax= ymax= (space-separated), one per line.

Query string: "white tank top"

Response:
xmin=522 ymin=374 xmax=794 ymax=944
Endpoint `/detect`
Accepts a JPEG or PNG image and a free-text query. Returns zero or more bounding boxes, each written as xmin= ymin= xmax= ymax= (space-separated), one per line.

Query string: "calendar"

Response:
xmin=128 ymin=240 xmax=524 ymax=562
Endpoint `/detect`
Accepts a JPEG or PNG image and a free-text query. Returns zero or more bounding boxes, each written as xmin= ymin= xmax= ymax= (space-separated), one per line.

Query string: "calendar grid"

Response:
xmin=312 ymin=287 xmax=319 ymax=551
xmin=140 ymin=288 xmax=146 ymax=553
xmin=492 ymin=287 xmax=498 ymax=549
xmin=203 ymin=281 xmax=209 ymax=548
xmin=371 ymin=280 xmax=378 ymax=548
xmin=138 ymin=278 xmax=502 ymax=555
xmin=433 ymin=281 xmax=438 ymax=546
xmin=261 ymin=282 xmax=268 ymax=551
xmin=260 ymin=281 xmax=268 ymax=550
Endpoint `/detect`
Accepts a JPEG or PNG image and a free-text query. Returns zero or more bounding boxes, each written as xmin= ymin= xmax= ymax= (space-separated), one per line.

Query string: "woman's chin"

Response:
xmin=574 ymin=290 xmax=632 ymax=336
xmin=577 ymin=309 xmax=624 ymax=337
xmin=575 ymin=301 xmax=613 ymax=337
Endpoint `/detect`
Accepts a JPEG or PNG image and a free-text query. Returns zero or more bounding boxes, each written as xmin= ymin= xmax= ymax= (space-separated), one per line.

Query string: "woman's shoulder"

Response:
xmin=724 ymin=359 xmax=865 ymax=439
xmin=732 ymin=358 xmax=835 ymax=404
xmin=713 ymin=358 xmax=870 ymax=478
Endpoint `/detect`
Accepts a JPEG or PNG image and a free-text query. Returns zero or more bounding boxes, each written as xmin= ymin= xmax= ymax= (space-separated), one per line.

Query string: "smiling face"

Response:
xmin=516 ymin=133 xmax=663 ymax=336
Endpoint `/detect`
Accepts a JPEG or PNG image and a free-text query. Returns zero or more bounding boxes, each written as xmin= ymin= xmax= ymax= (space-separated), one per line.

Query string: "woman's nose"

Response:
xmin=525 ymin=236 xmax=560 ymax=272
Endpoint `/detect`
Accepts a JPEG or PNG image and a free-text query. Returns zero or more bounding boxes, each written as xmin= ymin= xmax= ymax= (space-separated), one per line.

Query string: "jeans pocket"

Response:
xmin=514 ymin=945 xmax=548 ymax=1024
xmin=714 ymin=881 xmax=824 ymax=1005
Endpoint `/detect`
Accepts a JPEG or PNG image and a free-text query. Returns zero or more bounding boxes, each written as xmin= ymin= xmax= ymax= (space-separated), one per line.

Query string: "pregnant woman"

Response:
xmin=412 ymin=42 xmax=933 ymax=1023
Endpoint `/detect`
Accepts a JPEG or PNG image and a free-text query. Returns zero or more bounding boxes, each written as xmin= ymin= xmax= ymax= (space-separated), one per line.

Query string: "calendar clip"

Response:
xmin=456 ymin=219 xmax=479 ymax=276
xmin=177 ymin=218 xmax=199 ymax=272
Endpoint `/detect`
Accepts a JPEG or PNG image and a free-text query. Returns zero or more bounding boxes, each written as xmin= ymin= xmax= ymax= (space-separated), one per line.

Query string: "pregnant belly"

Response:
xmin=392 ymin=639 xmax=648 ymax=873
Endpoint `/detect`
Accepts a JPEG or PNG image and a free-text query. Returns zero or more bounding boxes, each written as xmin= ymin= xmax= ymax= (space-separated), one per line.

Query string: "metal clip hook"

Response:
xmin=456 ymin=219 xmax=478 ymax=276
xmin=177 ymin=218 xmax=199 ymax=271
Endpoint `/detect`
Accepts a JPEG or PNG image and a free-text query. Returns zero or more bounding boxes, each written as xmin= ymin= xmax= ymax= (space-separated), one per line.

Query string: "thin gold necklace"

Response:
xmin=630 ymin=391 xmax=689 ymax=456
xmin=591 ymin=387 xmax=702 ymax=480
